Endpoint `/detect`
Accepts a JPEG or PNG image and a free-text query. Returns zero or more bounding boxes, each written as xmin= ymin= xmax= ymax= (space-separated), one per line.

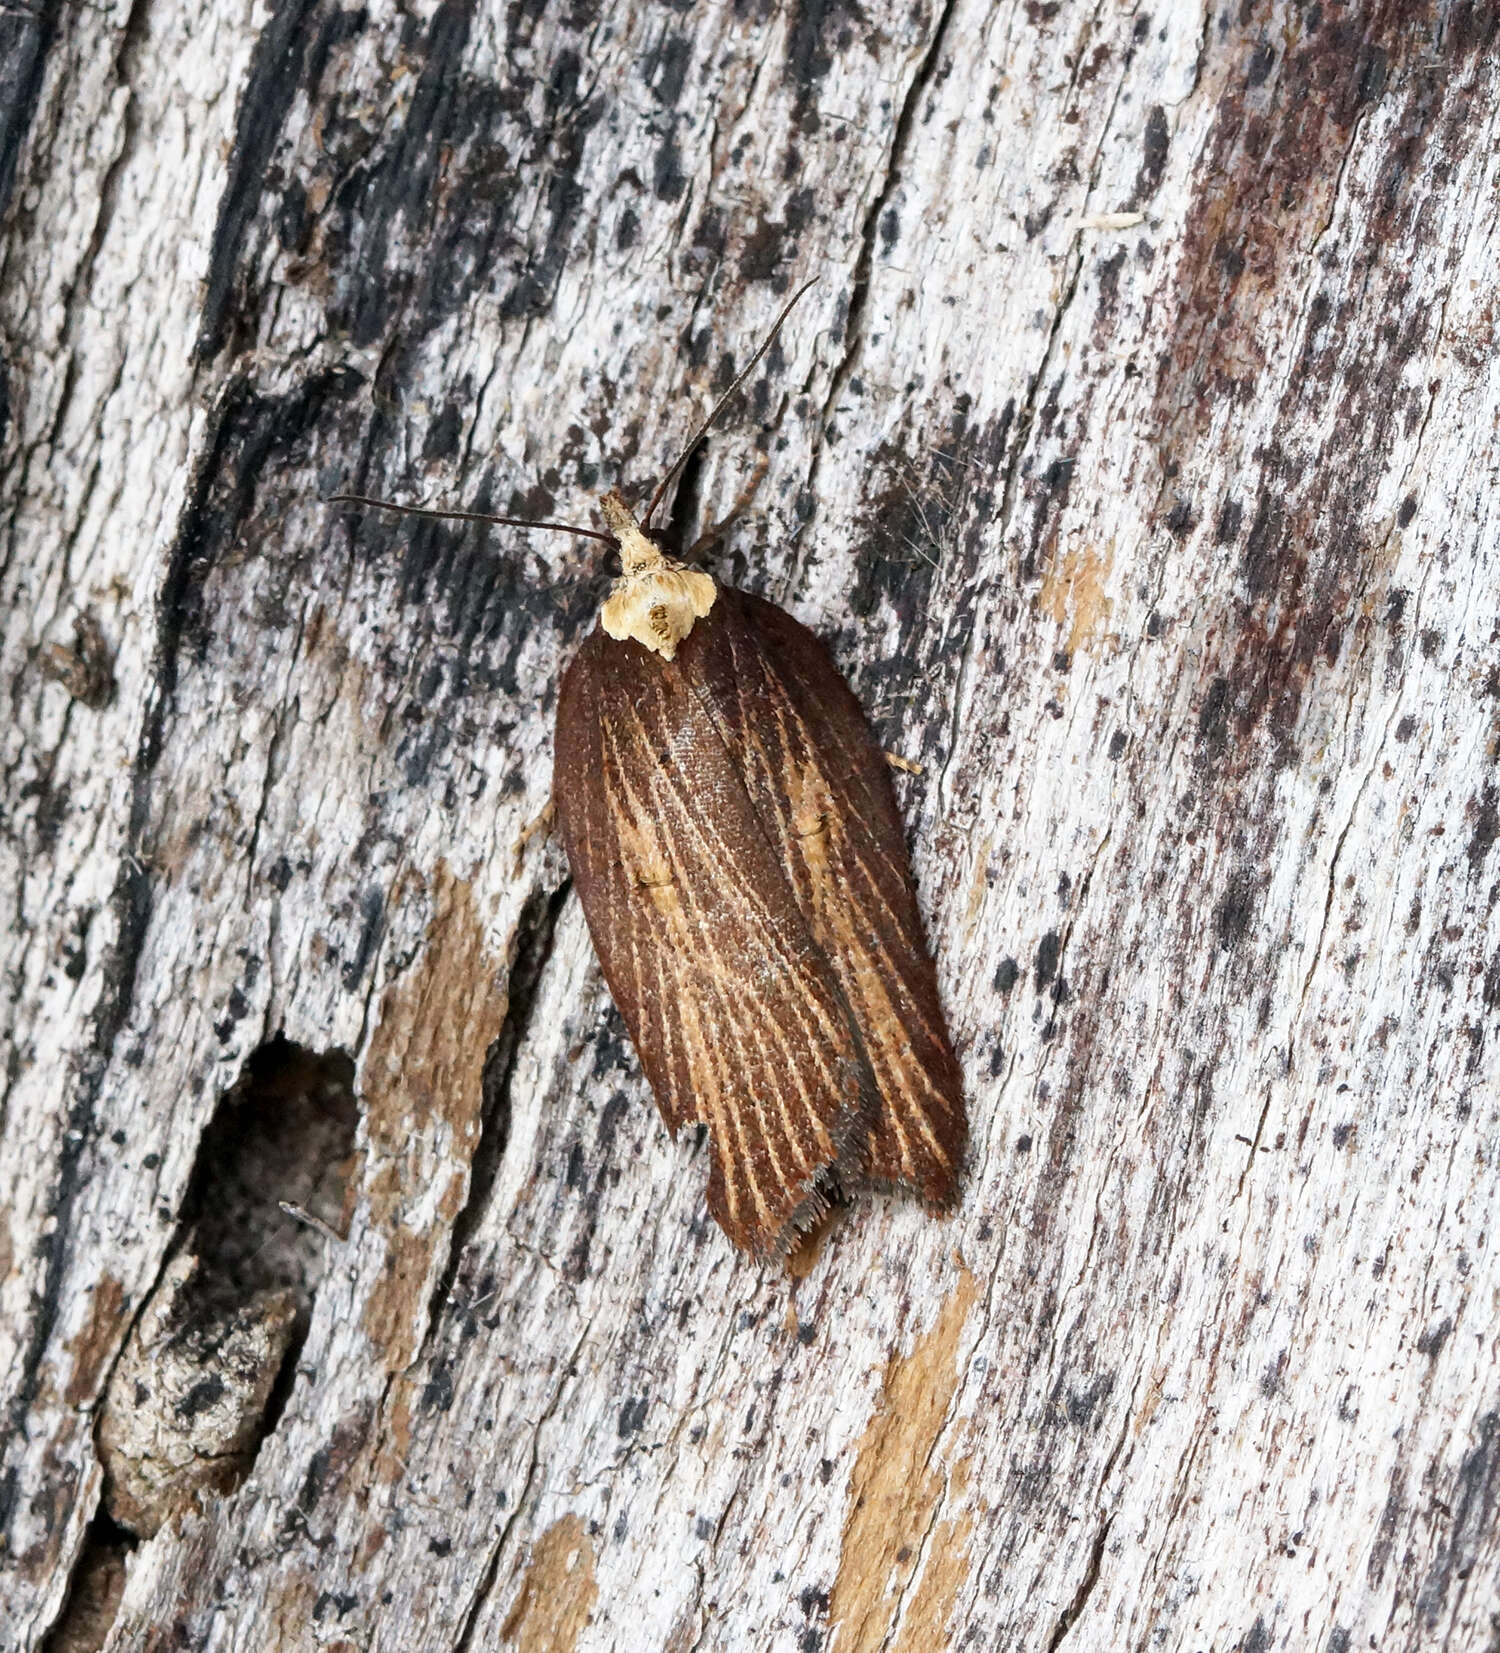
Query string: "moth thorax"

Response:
xmin=598 ymin=488 xmax=716 ymax=661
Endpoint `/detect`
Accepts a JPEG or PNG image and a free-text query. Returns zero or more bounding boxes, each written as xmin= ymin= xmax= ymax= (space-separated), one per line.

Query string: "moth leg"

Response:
xmin=687 ymin=452 xmax=771 ymax=559
xmin=510 ymin=796 xmax=556 ymax=871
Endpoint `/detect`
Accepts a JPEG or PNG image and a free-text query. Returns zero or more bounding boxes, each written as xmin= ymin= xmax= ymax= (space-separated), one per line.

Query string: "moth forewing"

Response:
xmin=553 ymin=608 xmax=875 ymax=1256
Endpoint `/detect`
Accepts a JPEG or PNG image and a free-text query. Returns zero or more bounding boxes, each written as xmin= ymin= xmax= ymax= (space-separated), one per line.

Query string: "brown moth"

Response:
xmin=334 ymin=287 xmax=965 ymax=1257
xmin=552 ymin=494 xmax=965 ymax=1255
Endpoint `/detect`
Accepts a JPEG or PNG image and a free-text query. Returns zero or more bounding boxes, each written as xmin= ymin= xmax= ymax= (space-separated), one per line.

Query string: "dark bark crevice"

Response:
xmin=421 ymin=876 xmax=571 ymax=1353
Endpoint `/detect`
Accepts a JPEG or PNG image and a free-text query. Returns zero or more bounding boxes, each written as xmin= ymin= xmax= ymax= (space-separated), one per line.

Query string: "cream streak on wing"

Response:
xmin=615 ymin=742 xmax=762 ymax=1233
xmin=642 ymin=728 xmax=840 ymax=1197
xmin=602 ymin=688 xmax=836 ymax=1238
xmin=613 ymin=687 xmax=855 ymax=1126
xmin=725 ymin=611 xmax=956 ymax=1179
xmin=815 ymin=835 xmax=952 ymax=1171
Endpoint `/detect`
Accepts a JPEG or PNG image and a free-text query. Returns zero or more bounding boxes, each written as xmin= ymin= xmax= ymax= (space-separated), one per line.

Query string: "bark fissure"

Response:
xmin=55 ymin=0 xmax=151 ymax=332
xmin=417 ymin=877 xmax=570 ymax=1360
xmin=1044 ymin=1513 xmax=1112 ymax=1651
xmin=819 ymin=0 xmax=960 ymax=425
xmin=450 ymin=1321 xmax=593 ymax=1653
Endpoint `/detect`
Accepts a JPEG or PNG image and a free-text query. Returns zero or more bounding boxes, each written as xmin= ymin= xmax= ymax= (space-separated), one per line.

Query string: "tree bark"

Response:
xmin=4 ymin=1 xmax=1499 ymax=1649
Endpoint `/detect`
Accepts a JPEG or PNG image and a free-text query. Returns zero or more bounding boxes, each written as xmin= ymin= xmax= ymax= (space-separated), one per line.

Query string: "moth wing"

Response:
xmin=554 ymin=623 xmax=873 ymax=1255
xmin=689 ymin=588 xmax=966 ymax=1207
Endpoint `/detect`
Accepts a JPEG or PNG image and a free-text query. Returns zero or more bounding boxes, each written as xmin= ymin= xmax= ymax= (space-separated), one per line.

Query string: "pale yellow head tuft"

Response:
xmin=598 ymin=490 xmax=716 ymax=660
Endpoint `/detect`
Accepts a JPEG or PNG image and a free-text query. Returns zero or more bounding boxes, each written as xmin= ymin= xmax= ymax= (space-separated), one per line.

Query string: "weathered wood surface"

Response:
xmin=4 ymin=1 xmax=1499 ymax=1648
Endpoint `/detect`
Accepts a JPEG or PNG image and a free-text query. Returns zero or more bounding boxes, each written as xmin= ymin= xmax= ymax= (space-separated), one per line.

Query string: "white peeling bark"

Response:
xmin=3 ymin=2 xmax=1498 ymax=1650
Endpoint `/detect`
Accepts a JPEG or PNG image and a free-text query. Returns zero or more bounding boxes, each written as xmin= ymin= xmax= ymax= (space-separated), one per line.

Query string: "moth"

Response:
xmin=335 ymin=286 xmax=966 ymax=1256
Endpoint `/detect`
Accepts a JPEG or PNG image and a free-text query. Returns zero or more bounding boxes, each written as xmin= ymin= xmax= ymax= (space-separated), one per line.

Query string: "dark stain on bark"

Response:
xmin=643 ymin=30 xmax=693 ymax=105
xmin=1216 ymin=498 xmax=1244 ymax=543
xmin=1163 ymin=498 xmax=1196 ymax=537
xmin=846 ymin=438 xmax=946 ymax=620
xmin=653 ymin=126 xmax=689 ymax=201
xmin=165 ymin=370 xmax=363 ymax=678
xmin=835 ymin=409 xmax=1007 ymax=764
xmin=1467 ymin=782 xmax=1498 ymax=875
xmin=1131 ymin=104 xmax=1170 ymax=205
xmin=1061 ymin=1372 xmax=1113 ymax=1428
xmin=1094 ymin=245 xmax=1128 ymax=324
xmin=1416 ymin=1408 xmax=1500 ymax=1626
xmin=0 ymin=0 xmax=60 ymax=225
xmin=1196 ymin=674 xmax=1231 ymax=756
xmin=198 ymin=0 xmax=329 ymax=360
xmin=784 ymin=0 xmax=871 ymax=118
xmin=1167 ymin=6 xmax=1495 ymax=782
xmin=1214 ymin=872 xmax=1257 ymax=949
xmin=1483 ymin=947 xmax=1500 ymax=1012
xmin=1236 ymin=1618 xmax=1271 ymax=1653
xmin=740 ymin=186 xmax=817 ymax=284
xmin=204 ymin=0 xmax=607 ymax=363
xmin=1415 ymin=1315 xmax=1453 ymax=1358
xmin=340 ymin=887 xmax=387 ymax=990
xmin=1367 ymin=1460 xmax=1406 ymax=1586
xmin=366 ymin=509 xmax=595 ymax=772
xmin=420 ymin=1363 xmax=455 ymax=1412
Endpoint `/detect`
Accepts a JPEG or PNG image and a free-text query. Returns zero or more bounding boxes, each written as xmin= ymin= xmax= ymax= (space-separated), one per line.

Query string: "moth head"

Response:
xmin=326 ymin=281 xmax=816 ymax=666
xmin=598 ymin=489 xmax=716 ymax=661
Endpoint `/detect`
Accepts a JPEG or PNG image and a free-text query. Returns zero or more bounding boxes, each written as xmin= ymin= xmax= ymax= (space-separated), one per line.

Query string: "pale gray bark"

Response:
xmin=3 ymin=2 xmax=1499 ymax=1650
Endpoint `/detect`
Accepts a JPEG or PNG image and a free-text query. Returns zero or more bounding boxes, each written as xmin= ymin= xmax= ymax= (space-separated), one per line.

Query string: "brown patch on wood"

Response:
xmin=64 ymin=1274 xmax=126 ymax=1407
xmin=501 ymin=1514 xmax=599 ymax=1652
xmin=962 ymin=832 xmax=994 ymax=935
xmin=1039 ymin=543 xmax=1113 ymax=659
xmin=361 ymin=861 xmax=501 ymax=1183
xmin=40 ymin=611 xmax=115 ymax=708
xmin=437 ymin=1166 xmax=468 ymax=1224
xmin=368 ymin=1378 xmax=416 ymax=1492
xmin=829 ymin=1271 xmax=978 ymax=1652
xmin=889 ymin=1504 xmax=975 ymax=1653
xmin=358 ymin=862 xmax=505 ymax=1370
xmin=360 ymin=1225 xmax=437 ymax=1373
xmin=356 ymin=1521 xmax=388 ymax=1570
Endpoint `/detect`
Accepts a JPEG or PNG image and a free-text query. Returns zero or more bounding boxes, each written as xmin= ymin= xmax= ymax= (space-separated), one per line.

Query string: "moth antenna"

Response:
xmin=327 ymin=491 xmax=613 ymax=544
xmin=641 ymin=277 xmax=818 ymax=530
